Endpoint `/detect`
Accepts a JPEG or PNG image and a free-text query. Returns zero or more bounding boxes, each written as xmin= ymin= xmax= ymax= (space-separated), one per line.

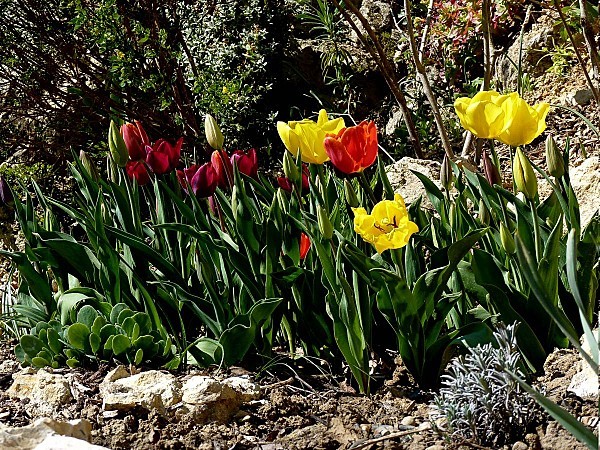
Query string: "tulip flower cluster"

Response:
xmin=120 ymin=121 xmax=183 ymax=185
xmin=277 ymin=109 xmax=416 ymax=254
xmin=454 ymin=91 xmax=550 ymax=147
xmin=177 ymin=148 xmax=258 ymax=198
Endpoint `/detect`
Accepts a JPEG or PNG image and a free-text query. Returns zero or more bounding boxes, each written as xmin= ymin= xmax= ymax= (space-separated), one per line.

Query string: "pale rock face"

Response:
xmin=0 ymin=418 xmax=94 ymax=450
xmin=99 ymin=366 xmax=182 ymax=413
xmin=7 ymin=369 xmax=73 ymax=416
xmin=567 ymin=329 xmax=599 ymax=401
xmin=222 ymin=376 xmax=261 ymax=403
xmin=386 ymin=157 xmax=442 ymax=207
xmin=33 ymin=434 xmax=111 ymax=450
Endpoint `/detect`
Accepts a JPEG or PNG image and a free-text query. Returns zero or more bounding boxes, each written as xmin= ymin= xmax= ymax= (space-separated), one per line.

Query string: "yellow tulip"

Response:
xmin=277 ymin=109 xmax=345 ymax=164
xmin=454 ymin=91 xmax=550 ymax=147
xmin=454 ymin=90 xmax=510 ymax=139
xmin=352 ymin=194 xmax=419 ymax=254
xmin=496 ymin=93 xmax=550 ymax=147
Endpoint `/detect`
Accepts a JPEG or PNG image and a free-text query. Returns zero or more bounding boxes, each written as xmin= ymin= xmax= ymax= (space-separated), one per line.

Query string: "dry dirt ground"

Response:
xmin=0 ymin=335 xmax=597 ymax=450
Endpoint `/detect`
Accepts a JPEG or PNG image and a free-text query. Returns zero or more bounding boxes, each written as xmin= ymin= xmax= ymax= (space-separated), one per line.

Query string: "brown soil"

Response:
xmin=0 ymin=337 xmax=597 ymax=450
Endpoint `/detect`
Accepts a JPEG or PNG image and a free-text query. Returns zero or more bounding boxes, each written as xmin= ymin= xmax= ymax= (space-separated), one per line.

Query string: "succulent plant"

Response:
xmin=432 ymin=323 xmax=545 ymax=447
xmin=15 ymin=303 xmax=173 ymax=369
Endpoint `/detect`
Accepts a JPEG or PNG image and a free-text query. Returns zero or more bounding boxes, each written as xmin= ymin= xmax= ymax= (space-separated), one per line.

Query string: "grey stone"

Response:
xmin=99 ymin=366 xmax=182 ymax=413
xmin=386 ymin=157 xmax=442 ymax=206
xmin=567 ymin=89 xmax=595 ymax=106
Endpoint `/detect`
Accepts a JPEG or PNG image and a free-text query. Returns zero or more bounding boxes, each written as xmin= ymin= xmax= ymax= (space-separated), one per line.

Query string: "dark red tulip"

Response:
xmin=231 ymin=148 xmax=258 ymax=178
xmin=146 ymin=138 xmax=182 ymax=175
xmin=482 ymin=150 xmax=501 ymax=186
xmin=324 ymin=121 xmax=378 ymax=174
xmin=0 ymin=176 xmax=13 ymax=206
xmin=277 ymin=164 xmax=309 ymax=195
xmin=177 ymin=163 xmax=218 ymax=198
xmin=126 ymin=160 xmax=150 ymax=186
xmin=120 ymin=121 xmax=150 ymax=161
xmin=300 ymin=232 xmax=311 ymax=259
xmin=211 ymin=150 xmax=234 ymax=188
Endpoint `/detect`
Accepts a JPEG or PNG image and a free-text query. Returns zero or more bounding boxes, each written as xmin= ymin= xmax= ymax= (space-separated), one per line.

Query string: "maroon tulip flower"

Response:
xmin=231 ymin=148 xmax=258 ymax=178
xmin=120 ymin=121 xmax=150 ymax=161
xmin=482 ymin=150 xmax=501 ymax=186
xmin=146 ymin=138 xmax=183 ymax=175
xmin=211 ymin=150 xmax=234 ymax=188
xmin=0 ymin=176 xmax=13 ymax=206
xmin=126 ymin=160 xmax=150 ymax=186
xmin=277 ymin=164 xmax=309 ymax=195
xmin=177 ymin=163 xmax=218 ymax=198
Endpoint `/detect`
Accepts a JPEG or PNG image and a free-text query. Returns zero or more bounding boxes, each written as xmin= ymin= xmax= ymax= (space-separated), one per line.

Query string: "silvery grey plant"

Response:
xmin=433 ymin=323 xmax=545 ymax=447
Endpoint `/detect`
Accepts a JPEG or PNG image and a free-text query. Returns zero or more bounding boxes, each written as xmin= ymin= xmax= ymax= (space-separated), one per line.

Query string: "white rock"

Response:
xmin=99 ymin=367 xmax=182 ymax=413
xmin=0 ymin=418 xmax=92 ymax=450
xmin=567 ymin=329 xmax=599 ymax=400
xmin=33 ymin=434 xmax=110 ymax=450
xmin=222 ymin=376 xmax=260 ymax=402
xmin=400 ymin=415 xmax=416 ymax=426
xmin=7 ymin=369 xmax=72 ymax=416
xmin=181 ymin=375 xmax=243 ymax=423
xmin=386 ymin=157 xmax=442 ymax=207
xmin=0 ymin=360 xmax=21 ymax=373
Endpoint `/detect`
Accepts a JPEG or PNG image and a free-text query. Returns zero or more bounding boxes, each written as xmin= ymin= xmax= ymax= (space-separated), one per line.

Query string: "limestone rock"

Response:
xmin=34 ymin=434 xmax=110 ymax=450
xmin=7 ymin=369 xmax=72 ymax=416
xmin=567 ymin=329 xmax=599 ymax=400
xmin=386 ymin=157 xmax=442 ymax=207
xmin=99 ymin=366 xmax=182 ymax=413
xmin=222 ymin=376 xmax=260 ymax=403
xmin=566 ymin=89 xmax=595 ymax=106
xmin=182 ymin=375 xmax=249 ymax=423
xmin=0 ymin=418 xmax=92 ymax=450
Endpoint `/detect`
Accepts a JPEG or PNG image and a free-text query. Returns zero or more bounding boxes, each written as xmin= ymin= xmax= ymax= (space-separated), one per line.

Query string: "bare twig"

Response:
xmin=330 ymin=0 xmax=424 ymax=159
xmin=578 ymin=0 xmax=600 ymax=80
xmin=348 ymin=422 xmax=431 ymax=449
xmin=402 ymin=0 xmax=454 ymax=159
xmin=553 ymin=0 xmax=600 ymax=105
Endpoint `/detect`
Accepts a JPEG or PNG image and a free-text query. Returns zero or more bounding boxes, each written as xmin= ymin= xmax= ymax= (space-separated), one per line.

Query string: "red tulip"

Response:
xmin=299 ymin=232 xmax=311 ymax=259
xmin=277 ymin=164 xmax=309 ymax=195
xmin=211 ymin=150 xmax=234 ymax=188
xmin=177 ymin=163 xmax=218 ymax=198
xmin=126 ymin=160 xmax=150 ymax=186
xmin=323 ymin=121 xmax=378 ymax=174
xmin=0 ymin=176 xmax=13 ymax=206
xmin=121 ymin=121 xmax=149 ymax=161
xmin=231 ymin=148 xmax=258 ymax=178
xmin=146 ymin=138 xmax=182 ymax=175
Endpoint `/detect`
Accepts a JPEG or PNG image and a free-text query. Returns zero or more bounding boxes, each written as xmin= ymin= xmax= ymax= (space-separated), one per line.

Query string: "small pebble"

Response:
xmin=401 ymin=415 xmax=415 ymax=426
xmin=512 ymin=442 xmax=528 ymax=450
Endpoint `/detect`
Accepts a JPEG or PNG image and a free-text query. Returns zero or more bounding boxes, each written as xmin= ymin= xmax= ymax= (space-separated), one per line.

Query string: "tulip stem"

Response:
xmin=529 ymin=199 xmax=542 ymax=262
xmin=358 ymin=172 xmax=377 ymax=207
xmin=316 ymin=165 xmax=329 ymax=212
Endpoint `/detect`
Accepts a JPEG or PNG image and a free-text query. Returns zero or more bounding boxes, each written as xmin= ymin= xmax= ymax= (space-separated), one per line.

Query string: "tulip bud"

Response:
xmin=545 ymin=135 xmax=564 ymax=178
xmin=317 ymin=206 xmax=334 ymax=239
xmin=79 ymin=150 xmax=99 ymax=181
xmin=283 ymin=151 xmax=299 ymax=183
xmin=0 ymin=176 xmax=13 ymax=206
xmin=344 ymin=179 xmax=359 ymax=208
xmin=513 ymin=148 xmax=537 ymax=200
xmin=482 ymin=150 xmax=501 ymax=186
xmin=500 ymin=222 xmax=516 ymax=254
xmin=440 ymin=154 xmax=453 ymax=191
xmin=478 ymin=199 xmax=490 ymax=225
xmin=205 ymin=114 xmax=224 ymax=150
xmin=108 ymin=120 xmax=129 ymax=167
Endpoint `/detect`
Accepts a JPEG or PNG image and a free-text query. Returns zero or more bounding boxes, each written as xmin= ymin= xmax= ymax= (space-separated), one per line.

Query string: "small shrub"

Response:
xmin=433 ymin=323 xmax=545 ymax=446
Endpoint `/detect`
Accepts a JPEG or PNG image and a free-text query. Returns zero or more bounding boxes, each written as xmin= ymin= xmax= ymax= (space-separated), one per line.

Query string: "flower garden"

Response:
xmin=0 ymin=1 xmax=598 ymax=449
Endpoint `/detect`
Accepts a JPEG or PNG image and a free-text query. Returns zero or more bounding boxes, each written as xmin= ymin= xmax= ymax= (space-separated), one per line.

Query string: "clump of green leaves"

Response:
xmin=15 ymin=303 xmax=172 ymax=368
xmin=433 ymin=323 xmax=545 ymax=446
